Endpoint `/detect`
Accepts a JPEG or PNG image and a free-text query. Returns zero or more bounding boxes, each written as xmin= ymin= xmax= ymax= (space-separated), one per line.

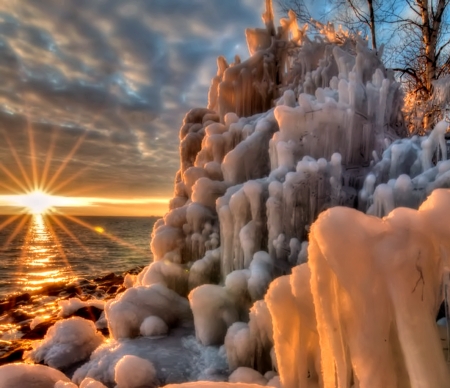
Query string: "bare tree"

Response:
xmin=275 ymin=0 xmax=381 ymax=49
xmin=275 ymin=0 xmax=312 ymax=24
xmin=335 ymin=0 xmax=378 ymax=49
xmin=275 ymin=0 xmax=450 ymax=130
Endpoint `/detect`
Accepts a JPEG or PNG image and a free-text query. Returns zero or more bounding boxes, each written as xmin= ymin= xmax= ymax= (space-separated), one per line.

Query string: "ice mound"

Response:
xmin=25 ymin=316 xmax=104 ymax=369
xmin=228 ymin=367 xmax=267 ymax=385
xmin=0 ymin=363 xmax=70 ymax=388
xmin=140 ymin=315 xmax=169 ymax=337
xmin=72 ymin=328 xmax=227 ymax=386
xmin=115 ymin=354 xmax=157 ymax=388
xmin=105 ymin=283 xmax=192 ymax=339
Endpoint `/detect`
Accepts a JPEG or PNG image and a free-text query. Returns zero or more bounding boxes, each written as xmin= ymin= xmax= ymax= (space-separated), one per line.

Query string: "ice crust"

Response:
xmin=11 ymin=0 xmax=450 ymax=387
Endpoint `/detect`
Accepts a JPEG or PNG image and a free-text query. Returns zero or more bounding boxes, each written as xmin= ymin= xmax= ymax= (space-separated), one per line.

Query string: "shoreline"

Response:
xmin=0 ymin=265 xmax=144 ymax=365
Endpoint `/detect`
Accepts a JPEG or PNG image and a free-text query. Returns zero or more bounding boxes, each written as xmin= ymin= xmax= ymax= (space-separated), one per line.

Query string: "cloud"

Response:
xmin=0 ymin=0 xmax=264 ymax=208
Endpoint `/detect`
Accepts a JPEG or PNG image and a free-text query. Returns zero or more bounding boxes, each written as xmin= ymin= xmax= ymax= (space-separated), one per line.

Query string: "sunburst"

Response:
xmin=0 ymin=119 xmax=150 ymax=296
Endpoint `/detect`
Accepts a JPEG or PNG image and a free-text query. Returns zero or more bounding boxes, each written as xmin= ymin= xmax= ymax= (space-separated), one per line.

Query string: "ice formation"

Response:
xmin=11 ymin=0 xmax=450 ymax=387
xmin=145 ymin=0 xmax=449 ymax=385
xmin=25 ymin=317 xmax=104 ymax=369
xmin=0 ymin=364 xmax=70 ymax=388
xmin=105 ymin=283 xmax=192 ymax=339
xmin=114 ymin=355 xmax=157 ymax=388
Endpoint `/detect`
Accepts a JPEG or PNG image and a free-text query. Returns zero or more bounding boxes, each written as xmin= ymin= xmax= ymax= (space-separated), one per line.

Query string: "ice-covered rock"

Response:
xmin=72 ymin=328 xmax=227 ymax=386
xmin=115 ymin=355 xmax=157 ymax=388
xmin=105 ymin=283 xmax=192 ymax=339
xmin=0 ymin=364 xmax=70 ymax=388
xmin=140 ymin=315 xmax=169 ymax=337
xmin=228 ymin=367 xmax=267 ymax=385
xmin=25 ymin=317 xmax=104 ymax=369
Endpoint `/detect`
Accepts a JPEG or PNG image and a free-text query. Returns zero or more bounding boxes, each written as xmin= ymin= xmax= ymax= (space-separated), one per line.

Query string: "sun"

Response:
xmin=12 ymin=191 xmax=57 ymax=215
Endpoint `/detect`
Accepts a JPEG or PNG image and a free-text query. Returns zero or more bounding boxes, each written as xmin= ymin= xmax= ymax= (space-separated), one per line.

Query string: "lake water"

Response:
xmin=0 ymin=214 xmax=157 ymax=298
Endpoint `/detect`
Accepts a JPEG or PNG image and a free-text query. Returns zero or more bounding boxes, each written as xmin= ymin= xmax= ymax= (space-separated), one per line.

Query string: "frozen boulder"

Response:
xmin=105 ymin=283 xmax=192 ymax=339
xmin=115 ymin=355 xmax=157 ymax=388
xmin=0 ymin=364 xmax=70 ymax=388
xmin=25 ymin=317 xmax=104 ymax=369
xmin=140 ymin=315 xmax=169 ymax=337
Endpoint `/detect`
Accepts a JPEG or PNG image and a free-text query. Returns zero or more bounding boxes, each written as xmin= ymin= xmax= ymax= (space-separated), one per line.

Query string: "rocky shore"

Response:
xmin=0 ymin=266 xmax=144 ymax=366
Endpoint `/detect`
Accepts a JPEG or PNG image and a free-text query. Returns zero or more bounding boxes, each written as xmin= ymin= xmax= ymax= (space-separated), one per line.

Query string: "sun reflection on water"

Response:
xmin=18 ymin=214 xmax=72 ymax=291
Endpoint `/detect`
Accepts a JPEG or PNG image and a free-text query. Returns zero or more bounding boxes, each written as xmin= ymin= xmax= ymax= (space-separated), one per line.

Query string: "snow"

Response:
xmin=25 ymin=317 xmax=104 ymax=369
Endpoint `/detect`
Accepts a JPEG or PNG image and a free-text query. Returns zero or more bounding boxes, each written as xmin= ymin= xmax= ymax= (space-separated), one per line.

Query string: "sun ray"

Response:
xmin=0 ymin=213 xmax=24 ymax=233
xmin=43 ymin=216 xmax=73 ymax=279
xmin=48 ymin=161 xmax=98 ymax=195
xmin=25 ymin=111 xmax=39 ymax=190
xmin=1 ymin=214 xmax=30 ymax=251
xmin=1 ymin=129 xmax=33 ymax=192
xmin=48 ymin=214 xmax=92 ymax=255
xmin=39 ymin=128 xmax=58 ymax=192
xmin=0 ymin=181 xmax=25 ymax=195
xmin=12 ymin=216 xmax=36 ymax=292
xmin=0 ymin=163 xmax=30 ymax=193
xmin=45 ymin=132 xmax=87 ymax=192
xmin=58 ymin=183 xmax=108 ymax=197
xmin=58 ymin=212 xmax=147 ymax=255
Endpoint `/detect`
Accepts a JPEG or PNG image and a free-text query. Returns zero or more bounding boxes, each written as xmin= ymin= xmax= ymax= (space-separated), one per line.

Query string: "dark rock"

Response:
xmin=95 ymin=286 xmax=109 ymax=293
xmin=123 ymin=266 xmax=144 ymax=276
xmin=94 ymin=273 xmax=116 ymax=282
xmin=0 ymin=339 xmax=33 ymax=366
xmin=41 ymin=282 xmax=67 ymax=296
xmin=0 ymin=348 xmax=24 ymax=364
xmin=94 ymin=273 xmax=124 ymax=290
xmin=70 ymin=306 xmax=103 ymax=322
xmin=114 ymin=285 xmax=126 ymax=295
xmin=106 ymin=285 xmax=119 ymax=294
xmin=98 ymin=327 xmax=109 ymax=336
xmin=0 ymin=293 xmax=31 ymax=314
xmin=8 ymin=309 xmax=33 ymax=323
xmin=21 ymin=317 xmax=59 ymax=340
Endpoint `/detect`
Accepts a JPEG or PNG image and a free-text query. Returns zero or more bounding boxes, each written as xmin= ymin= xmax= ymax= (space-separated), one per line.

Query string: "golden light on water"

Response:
xmin=18 ymin=214 xmax=68 ymax=290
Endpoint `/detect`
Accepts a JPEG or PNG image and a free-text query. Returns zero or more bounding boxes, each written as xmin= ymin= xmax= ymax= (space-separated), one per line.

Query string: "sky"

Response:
xmin=0 ymin=0 xmax=267 ymax=216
